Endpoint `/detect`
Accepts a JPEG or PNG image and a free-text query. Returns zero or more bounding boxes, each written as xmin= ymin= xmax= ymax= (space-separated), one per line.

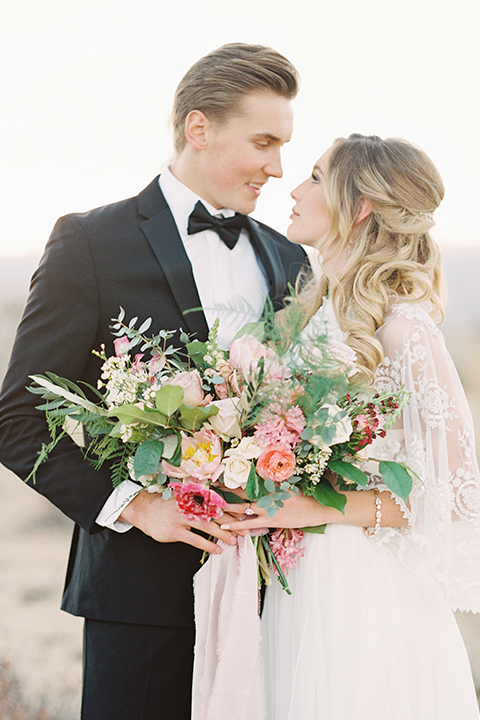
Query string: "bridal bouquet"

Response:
xmin=28 ymin=307 xmax=412 ymax=590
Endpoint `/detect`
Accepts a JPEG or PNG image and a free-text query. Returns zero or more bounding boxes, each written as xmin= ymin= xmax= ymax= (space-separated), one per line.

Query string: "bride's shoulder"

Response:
xmin=377 ymin=302 xmax=445 ymax=347
xmin=378 ymin=302 xmax=443 ymax=339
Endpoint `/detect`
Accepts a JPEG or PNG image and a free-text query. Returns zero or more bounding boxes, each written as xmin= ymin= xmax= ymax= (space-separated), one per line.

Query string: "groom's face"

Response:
xmin=197 ymin=91 xmax=294 ymax=215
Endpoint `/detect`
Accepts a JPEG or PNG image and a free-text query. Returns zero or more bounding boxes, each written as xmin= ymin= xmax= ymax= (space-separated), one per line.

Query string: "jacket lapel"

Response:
xmin=246 ymin=218 xmax=288 ymax=311
xmin=138 ymin=178 xmax=209 ymax=341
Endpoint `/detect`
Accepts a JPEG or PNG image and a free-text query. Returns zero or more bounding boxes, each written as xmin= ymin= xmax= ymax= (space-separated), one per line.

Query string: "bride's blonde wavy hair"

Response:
xmin=292 ymin=134 xmax=445 ymax=382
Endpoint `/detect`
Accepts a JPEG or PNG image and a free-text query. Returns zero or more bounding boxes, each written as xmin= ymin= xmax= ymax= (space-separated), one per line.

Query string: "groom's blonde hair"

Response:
xmin=172 ymin=43 xmax=300 ymax=153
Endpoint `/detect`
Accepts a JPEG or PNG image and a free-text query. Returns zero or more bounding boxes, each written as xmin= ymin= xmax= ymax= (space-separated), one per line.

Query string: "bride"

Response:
xmin=224 ymin=134 xmax=480 ymax=719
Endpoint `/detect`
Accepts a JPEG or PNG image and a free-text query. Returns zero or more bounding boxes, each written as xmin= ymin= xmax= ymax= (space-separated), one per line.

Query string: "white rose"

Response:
xmin=223 ymin=455 xmax=252 ymax=489
xmin=320 ymin=403 xmax=353 ymax=445
xmin=225 ymin=436 xmax=263 ymax=460
xmin=206 ymin=398 xmax=241 ymax=440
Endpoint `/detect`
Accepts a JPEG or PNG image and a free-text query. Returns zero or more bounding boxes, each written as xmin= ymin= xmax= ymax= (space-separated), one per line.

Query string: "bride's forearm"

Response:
xmin=321 ymin=487 xmax=409 ymax=528
xmin=221 ymin=485 xmax=409 ymax=532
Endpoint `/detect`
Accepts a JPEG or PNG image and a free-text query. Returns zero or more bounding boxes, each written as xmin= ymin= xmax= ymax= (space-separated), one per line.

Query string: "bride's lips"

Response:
xmin=290 ymin=207 xmax=300 ymax=219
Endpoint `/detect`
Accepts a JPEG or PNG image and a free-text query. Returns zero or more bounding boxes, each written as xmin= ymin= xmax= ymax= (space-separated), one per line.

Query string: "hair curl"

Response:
xmin=294 ymin=134 xmax=445 ymax=382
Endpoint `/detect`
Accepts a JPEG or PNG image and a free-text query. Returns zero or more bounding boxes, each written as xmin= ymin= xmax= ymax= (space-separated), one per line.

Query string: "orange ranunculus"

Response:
xmin=256 ymin=444 xmax=296 ymax=483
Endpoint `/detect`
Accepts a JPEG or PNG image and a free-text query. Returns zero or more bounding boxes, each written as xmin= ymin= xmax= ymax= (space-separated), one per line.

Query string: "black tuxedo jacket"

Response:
xmin=0 ymin=177 xmax=308 ymax=627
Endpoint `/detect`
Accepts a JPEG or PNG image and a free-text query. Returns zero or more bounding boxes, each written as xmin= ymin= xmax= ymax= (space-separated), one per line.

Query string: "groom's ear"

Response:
xmin=184 ymin=110 xmax=209 ymax=150
xmin=356 ymin=197 xmax=373 ymax=224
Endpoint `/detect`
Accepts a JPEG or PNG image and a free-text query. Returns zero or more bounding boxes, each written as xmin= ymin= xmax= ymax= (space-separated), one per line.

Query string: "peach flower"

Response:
xmin=256 ymin=444 xmax=296 ymax=483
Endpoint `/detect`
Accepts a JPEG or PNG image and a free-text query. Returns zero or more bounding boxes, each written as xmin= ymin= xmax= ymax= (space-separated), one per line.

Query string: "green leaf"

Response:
xmin=107 ymin=404 xmax=168 ymax=427
xmin=214 ymin=489 xmax=248 ymax=505
xmin=133 ymin=438 xmax=163 ymax=478
xmin=155 ymin=385 xmax=184 ymax=415
xmin=232 ymin=321 xmax=265 ymax=342
xmin=186 ymin=340 xmax=208 ymax=366
xmin=179 ymin=404 xmax=219 ymax=431
xmin=328 ymin=458 xmax=368 ymax=487
xmin=35 ymin=399 xmax=66 ymax=410
xmin=311 ymin=479 xmax=346 ymax=513
xmin=167 ymin=433 xmax=182 ymax=467
xmin=245 ymin=464 xmax=268 ymax=501
xmin=29 ymin=375 xmax=107 ymax=415
xmin=379 ymin=461 xmax=413 ymax=503
xmin=302 ymin=524 xmax=327 ymax=534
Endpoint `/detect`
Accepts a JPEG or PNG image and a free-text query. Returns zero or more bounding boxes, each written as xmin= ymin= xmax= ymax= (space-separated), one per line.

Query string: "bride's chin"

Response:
xmin=286 ymin=227 xmax=304 ymax=246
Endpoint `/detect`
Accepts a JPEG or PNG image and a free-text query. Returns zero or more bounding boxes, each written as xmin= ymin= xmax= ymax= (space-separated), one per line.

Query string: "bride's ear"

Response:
xmin=356 ymin=198 xmax=372 ymax=224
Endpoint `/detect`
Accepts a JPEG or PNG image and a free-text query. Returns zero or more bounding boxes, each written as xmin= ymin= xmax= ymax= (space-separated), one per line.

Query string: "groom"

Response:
xmin=0 ymin=43 xmax=307 ymax=719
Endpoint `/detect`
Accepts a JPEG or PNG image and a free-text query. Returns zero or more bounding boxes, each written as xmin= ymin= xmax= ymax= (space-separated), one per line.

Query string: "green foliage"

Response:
xmin=328 ymin=458 xmax=368 ymax=487
xmin=179 ymin=404 xmax=219 ymax=431
xmin=309 ymin=478 xmax=347 ymax=514
xmin=107 ymin=404 xmax=168 ymax=427
xmin=133 ymin=439 xmax=163 ymax=479
xmin=244 ymin=464 xmax=269 ymax=502
xmin=155 ymin=385 xmax=184 ymax=415
xmin=378 ymin=460 xmax=413 ymax=503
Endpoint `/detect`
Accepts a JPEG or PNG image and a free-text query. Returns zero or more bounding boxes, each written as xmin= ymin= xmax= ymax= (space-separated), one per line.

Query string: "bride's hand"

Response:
xmin=220 ymin=491 xmax=329 ymax=533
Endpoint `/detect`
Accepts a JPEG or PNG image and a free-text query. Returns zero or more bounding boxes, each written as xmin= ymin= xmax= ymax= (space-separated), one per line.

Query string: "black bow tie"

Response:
xmin=187 ymin=201 xmax=247 ymax=250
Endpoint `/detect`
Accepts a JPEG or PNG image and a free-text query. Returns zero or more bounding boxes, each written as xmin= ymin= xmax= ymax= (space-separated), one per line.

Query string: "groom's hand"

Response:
xmin=119 ymin=491 xmax=238 ymax=554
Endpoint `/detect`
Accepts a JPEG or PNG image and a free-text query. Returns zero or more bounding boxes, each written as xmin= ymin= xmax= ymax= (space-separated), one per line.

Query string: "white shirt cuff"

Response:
xmin=95 ymin=480 xmax=142 ymax=532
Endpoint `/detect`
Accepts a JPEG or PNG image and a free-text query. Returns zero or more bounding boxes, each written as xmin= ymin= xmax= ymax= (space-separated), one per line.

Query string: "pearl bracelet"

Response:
xmin=363 ymin=487 xmax=382 ymax=538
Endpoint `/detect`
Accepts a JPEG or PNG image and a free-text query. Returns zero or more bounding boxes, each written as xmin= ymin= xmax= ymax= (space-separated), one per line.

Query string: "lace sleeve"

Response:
xmin=374 ymin=303 xmax=480 ymax=612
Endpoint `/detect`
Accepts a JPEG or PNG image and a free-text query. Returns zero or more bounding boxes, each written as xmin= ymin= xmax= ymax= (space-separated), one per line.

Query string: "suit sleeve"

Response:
xmin=0 ymin=215 xmax=116 ymax=532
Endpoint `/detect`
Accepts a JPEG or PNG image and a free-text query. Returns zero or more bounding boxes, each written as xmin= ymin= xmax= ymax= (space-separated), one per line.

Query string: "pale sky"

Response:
xmin=1 ymin=0 xmax=479 ymax=258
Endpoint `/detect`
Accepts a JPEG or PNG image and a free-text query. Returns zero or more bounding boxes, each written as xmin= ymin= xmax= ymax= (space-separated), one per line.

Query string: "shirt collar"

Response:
xmin=159 ymin=165 xmax=235 ymax=239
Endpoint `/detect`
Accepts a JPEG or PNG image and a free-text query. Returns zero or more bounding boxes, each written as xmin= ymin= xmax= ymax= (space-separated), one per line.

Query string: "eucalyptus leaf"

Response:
xmin=264 ymin=477 xmax=276 ymax=493
xmin=138 ymin=317 xmax=152 ymax=334
xmin=301 ymin=427 xmax=314 ymax=440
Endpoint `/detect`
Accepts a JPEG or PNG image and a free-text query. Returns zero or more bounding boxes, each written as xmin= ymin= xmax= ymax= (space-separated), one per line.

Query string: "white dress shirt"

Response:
xmin=96 ymin=166 xmax=269 ymax=531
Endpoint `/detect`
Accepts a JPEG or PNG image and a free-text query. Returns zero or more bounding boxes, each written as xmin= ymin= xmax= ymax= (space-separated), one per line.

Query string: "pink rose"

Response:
xmin=169 ymin=481 xmax=226 ymax=522
xmin=162 ymin=428 xmax=223 ymax=482
xmin=229 ymin=335 xmax=284 ymax=382
xmin=256 ymin=444 xmax=296 ymax=482
xmin=163 ymin=370 xmax=211 ymax=407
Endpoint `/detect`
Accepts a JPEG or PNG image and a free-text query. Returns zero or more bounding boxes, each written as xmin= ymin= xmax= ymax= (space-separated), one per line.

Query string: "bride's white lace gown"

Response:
xmin=262 ymin=301 xmax=480 ymax=719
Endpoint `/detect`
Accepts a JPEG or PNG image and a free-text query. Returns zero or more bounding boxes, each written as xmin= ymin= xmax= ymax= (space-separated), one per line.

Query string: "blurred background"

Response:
xmin=0 ymin=0 xmax=479 ymax=716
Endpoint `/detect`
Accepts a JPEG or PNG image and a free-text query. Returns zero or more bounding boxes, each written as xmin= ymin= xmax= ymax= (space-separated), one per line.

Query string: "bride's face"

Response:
xmin=287 ymin=147 xmax=333 ymax=248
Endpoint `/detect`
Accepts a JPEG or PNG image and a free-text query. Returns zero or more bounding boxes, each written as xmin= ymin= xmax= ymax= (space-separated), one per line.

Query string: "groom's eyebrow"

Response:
xmin=251 ymin=132 xmax=283 ymax=142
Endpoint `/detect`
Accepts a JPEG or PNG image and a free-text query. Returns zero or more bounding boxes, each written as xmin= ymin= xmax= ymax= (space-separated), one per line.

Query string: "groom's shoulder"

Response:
xmin=56 ymin=176 xmax=163 ymax=233
xmin=249 ymin=217 xmax=307 ymax=260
